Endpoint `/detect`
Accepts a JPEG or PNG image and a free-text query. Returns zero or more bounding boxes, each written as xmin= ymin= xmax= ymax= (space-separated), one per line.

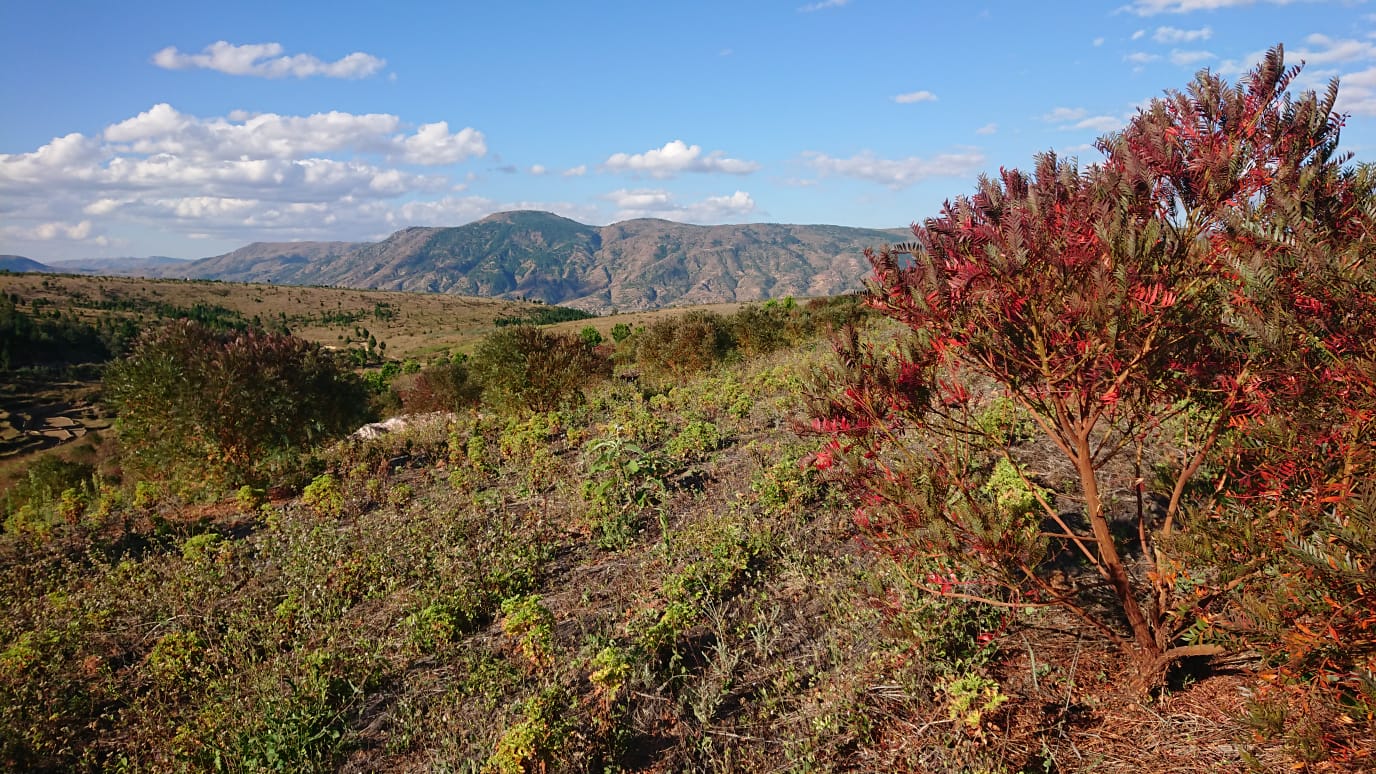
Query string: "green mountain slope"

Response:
xmin=163 ymin=211 xmax=905 ymax=312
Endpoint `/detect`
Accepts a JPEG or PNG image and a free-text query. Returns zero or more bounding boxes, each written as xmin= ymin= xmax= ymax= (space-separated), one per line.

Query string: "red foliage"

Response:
xmin=808 ymin=46 xmax=1375 ymax=688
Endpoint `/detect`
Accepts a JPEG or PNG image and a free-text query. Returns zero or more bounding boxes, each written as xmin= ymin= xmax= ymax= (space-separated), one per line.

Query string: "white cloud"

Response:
xmin=91 ymin=103 xmax=484 ymax=169
xmin=1124 ymin=52 xmax=1162 ymax=65
xmin=529 ymin=164 xmax=547 ymax=175
xmin=1042 ymin=106 xmax=1129 ymax=133
xmin=1153 ymin=25 xmax=1211 ymax=43
xmin=1074 ymin=115 xmax=1126 ymax=132
xmin=603 ymin=140 xmax=760 ymax=178
xmin=893 ymin=90 xmax=938 ymax=104
xmin=1042 ymin=107 xmax=1088 ymax=122
xmin=1132 ymin=29 xmax=1147 ymax=40
xmin=799 ymin=0 xmax=850 ymax=11
xmin=976 ymin=122 xmax=998 ymax=135
xmin=152 ymin=41 xmax=385 ymax=79
xmin=1292 ymin=33 xmax=1376 ymax=66
xmin=1169 ymin=49 xmax=1215 ymax=66
xmin=92 ymin=104 xmax=485 ymax=167
xmin=802 ymin=150 xmax=986 ymax=188
xmin=1336 ymin=65 xmax=1376 ymax=116
xmin=1124 ymin=0 xmax=1308 ymax=15
xmin=1 ymin=219 xmax=109 ymax=246
xmin=563 ymin=164 xmax=588 ymax=177
xmin=604 ymin=188 xmax=757 ymax=223
xmin=397 ymin=121 xmax=487 ymax=165
xmin=0 ymin=103 xmax=497 ymax=254
xmin=1222 ymin=34 xmax=1376 ymax=75
xmin=1093 ymin=37 xmax=1106 ymax=47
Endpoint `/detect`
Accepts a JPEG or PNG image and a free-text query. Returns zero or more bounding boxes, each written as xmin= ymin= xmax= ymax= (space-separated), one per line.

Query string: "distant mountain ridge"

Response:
xmin=161 ymin=211 xmax=907 ymax=312
xmin=0 ymin=255 xmax=52 ymax=273
xmin=47 ymin=256 xmax=190 ymax=276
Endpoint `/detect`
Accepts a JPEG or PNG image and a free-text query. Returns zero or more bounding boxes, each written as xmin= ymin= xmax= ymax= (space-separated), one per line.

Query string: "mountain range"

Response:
xmin=9 ymin=212 xmax=908 ymax=312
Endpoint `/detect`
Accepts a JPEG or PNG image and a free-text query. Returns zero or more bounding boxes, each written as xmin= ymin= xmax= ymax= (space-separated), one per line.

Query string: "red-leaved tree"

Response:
xmin=808 ymin=46 xmax=1374 ymax=687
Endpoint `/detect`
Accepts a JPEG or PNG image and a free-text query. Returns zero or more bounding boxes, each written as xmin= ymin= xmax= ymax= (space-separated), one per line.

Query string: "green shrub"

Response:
xmin=235 ymin=485 xmax=266 ymax=512
xmin=727 ymin=303 xmax=796 ymax=357
xmin=634 ymin=311 xmax=735 ymax=380
xmin=471 ymin=325 xmax=611 ymax=413
xmin=579 ymin=325 xmax=604 ymax=346
xmin=499 ymin=594 xmax=556 ymax=668
xmin=400 ymin=360 xmax=481 ymax=413
xmin=302 ymin=473 xmax=345 ymax=518
xmin=665 ymin=419 xmax=723 ymax=462
xmin=581 ymin=437 xmax=667 ymax=549
xmin=105 ymin=319 xmax=372 ymax=486
xmin=1 ymin=457 xmax=95 ymax=525
xmin=487 ymin=688 xmax=571 ymax=774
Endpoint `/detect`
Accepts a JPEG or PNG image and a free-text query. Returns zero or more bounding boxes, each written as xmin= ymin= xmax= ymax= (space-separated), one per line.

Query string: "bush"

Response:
xmin=727 ymin=303 xmax=796 ymax=358
xmin=399 ymin=360 xmax=481 ymax=413
xmin=1 ymin=457 xmax=95 ymax=529
xmin=470 ymin=325 xmax=611 ymax=413
xmin=105 ymin=319 xmax=372 ymax=486
xmin=634 ymin=311 xmax=735 ymax=380
xmin=808 ymin=47 xmax=1376 ymax=689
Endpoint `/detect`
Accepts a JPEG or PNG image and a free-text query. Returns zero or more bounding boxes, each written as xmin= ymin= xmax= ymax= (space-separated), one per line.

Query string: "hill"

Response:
xmin=0 ymin=272 xmax=591 ymax=364
xmin=45 ymin=256 xmax=190 ymax=276
xmin=162 ymin=211 xmax=905 ymax=312
xmin=0 ymin=255 xmax=51 ymax=273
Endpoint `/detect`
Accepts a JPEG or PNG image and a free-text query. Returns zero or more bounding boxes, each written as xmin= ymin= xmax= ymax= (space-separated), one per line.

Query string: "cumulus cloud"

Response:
xmin=1042 ymin=107 xmax=1088 ymax=122
xmin=398 ymin=121 xmax=487 ymax=165
xmin=93 ymin=103 xmax=485 ymax=166
xmin=1124 ymin=52 xmax=1162 ymax=65
xmin=893 ymin=90 xmax=938 ymax=104
xmin=0 ymin=103 xmax=495 ymax=253
xmin=799 ymin=0 xmax=850 ymax=11
xmin=563 ymin=164 xmax=588 ymax=177
xmin=1153 ymin=25 xmax=1211 ymax=43
xmin=1 ymin=220 xmax=97 ymax=241
xmin=1337 ymin=65 xmax=1376 ymax=116
xmin=1042 ymin=106 xmax=1127 ymax=133
xmin=802 ymin=150 xmax=986 ymax=189
xmin=1074 ymin=115 xmax=1126 ymax=132
xmin=603 ymin=140 xmax=760 ymax=178
xmin=604 ymin=188 xmax=757 ymax=223
xmin=1169 ymin=49 xmax=1215 ymax=66
xmin=152 ymin=41 xmax=386 ymax=79
xmin=529 ymin=164 xmax=547 ymax=175
xmin=1219 ymin=34 xmax=1376 ymax=76
xmin=976 ymin=123 xmax=998 ymax=135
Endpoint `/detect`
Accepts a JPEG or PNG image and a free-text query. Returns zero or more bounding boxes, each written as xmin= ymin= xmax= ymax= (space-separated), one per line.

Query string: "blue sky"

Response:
xmin=2 ymin=0 xmax=1373 ymax=261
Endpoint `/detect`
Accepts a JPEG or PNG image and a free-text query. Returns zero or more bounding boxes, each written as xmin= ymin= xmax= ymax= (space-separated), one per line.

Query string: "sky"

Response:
xmin=1 ymin=1 xmax=1374 ymax=262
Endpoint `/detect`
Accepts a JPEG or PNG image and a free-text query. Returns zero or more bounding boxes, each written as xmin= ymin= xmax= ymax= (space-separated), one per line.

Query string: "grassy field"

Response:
xmin=0 ymin=273 xmax=767 ymax=505
xmin=7 ymin=334 xmax=1361 ymax=772
xmin=1 ymin=275 xmax=1370 ymax=772
xmin=0 ymin=273 xmax=560 ymax=361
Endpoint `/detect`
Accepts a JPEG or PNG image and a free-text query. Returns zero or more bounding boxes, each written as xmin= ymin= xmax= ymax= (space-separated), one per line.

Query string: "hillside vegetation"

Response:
xmin=1 ymin=48 xmax=1374 ymax=773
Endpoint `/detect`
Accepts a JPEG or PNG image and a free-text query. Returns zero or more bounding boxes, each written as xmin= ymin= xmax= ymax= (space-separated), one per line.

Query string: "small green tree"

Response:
xmin=470 ymin=325 xmax=611 ymax=413
xmin=106 ymin=319 xmax=372 ymax=485
xmin=634 ymin=311 xmax=735 ymax=379
xmin=578 ymin=326 xmax=604 ymax=347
